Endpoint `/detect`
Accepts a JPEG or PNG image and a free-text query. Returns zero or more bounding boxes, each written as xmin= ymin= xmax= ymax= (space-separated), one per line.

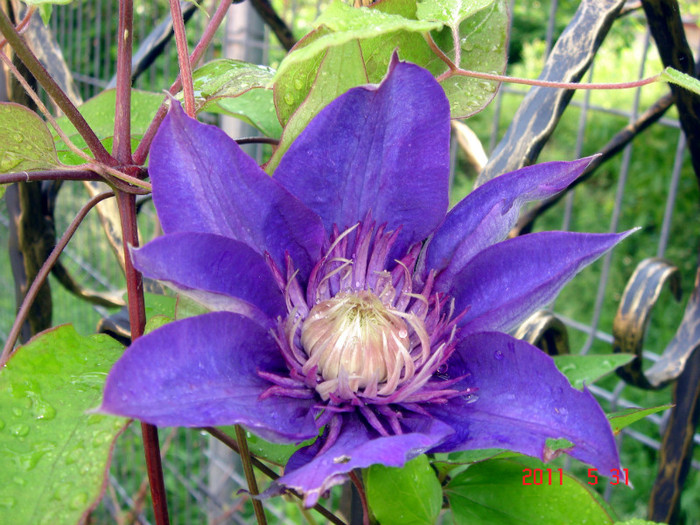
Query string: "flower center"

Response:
xmin=300 ymin=290 xmax=413 ymax=399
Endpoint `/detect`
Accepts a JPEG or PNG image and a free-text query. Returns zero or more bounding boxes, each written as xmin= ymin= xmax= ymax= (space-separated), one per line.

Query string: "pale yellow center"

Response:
xmin=300 ymin=291 xmax=413 ymax=399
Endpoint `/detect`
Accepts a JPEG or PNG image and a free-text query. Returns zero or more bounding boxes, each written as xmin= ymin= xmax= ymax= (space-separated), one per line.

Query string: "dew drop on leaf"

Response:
xmin=10 ymin=423 xmax=29 ymax=437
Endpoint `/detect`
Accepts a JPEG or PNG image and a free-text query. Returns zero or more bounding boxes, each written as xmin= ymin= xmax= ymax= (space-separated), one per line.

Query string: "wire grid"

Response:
xmin=0 ymin=0 xmax=698 ymax=522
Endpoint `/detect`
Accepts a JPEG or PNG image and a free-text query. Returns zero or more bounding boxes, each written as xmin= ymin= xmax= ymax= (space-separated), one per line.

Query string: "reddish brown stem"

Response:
xmin=116 ymin=190 xmax=170 ymax=525
xmin=0 ymin=5 xmax=34 ymax=49
xmin=0 ymin=191 xmax=114 ymax=366
xmin=0 ymin=169 xmax=103 ymax=184
xmin=114 ymin=0 xmax=134 ymax=163
xmin=349 ymin=471 xmax=370 ymax=525
xmin=0 ymin=8 xmax=113 ymax=164
xmin=169 ymin=0 xmax=195 ymax=117
xmin=133 ymin=0 xmax=232 ymax=165
xmin=438 ymin=67 xmax=661 ymax=90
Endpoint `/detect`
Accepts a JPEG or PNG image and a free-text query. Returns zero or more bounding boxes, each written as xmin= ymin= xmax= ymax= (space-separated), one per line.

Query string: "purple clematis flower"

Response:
xmin=100 ymin=57 xmax=626 ymax=506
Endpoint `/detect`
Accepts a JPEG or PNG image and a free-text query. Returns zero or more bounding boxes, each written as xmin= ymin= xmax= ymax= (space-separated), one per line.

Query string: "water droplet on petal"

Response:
xmin=494 ymin=350 xmax=504 ymax=360
xmin=463 ymin=393 xmax=479 ymax=404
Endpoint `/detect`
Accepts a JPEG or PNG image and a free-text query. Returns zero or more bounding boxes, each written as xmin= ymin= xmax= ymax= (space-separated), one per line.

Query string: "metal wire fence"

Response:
xmin=1 ymin=0 xmax=699 ymax=522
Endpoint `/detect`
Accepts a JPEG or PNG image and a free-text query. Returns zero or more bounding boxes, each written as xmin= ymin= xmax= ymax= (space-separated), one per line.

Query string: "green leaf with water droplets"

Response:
xmin=0 ymin=324 xmax=127 ymax=524
xmin=365 ymin=455 xmax=442 ymax=525
xmin=608 ymin=405 xmax=672 ymax=435
xmin=273 ymin=0 xmax=506 ymax=122
xmin=416 ymin=0 xmax=494 ymax=27
xmin=184 ymin=59 xmax=282 ymax=138
xmin=0 ymin=103 xmax=60 ymax=173
xmin=553 ymin=354 xmax=635 ymax=391
xmin=435 ymin=0 xmax=508 ymax=117
xmin=275 ymin=1 xmax=442 ymax=81
xmin=267 ymin=39 xmax=368 ymax=174
xmin=446 ymin=459 xmax=616 ymax=524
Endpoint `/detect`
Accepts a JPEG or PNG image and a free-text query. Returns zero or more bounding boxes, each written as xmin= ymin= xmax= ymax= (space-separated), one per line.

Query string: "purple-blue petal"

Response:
xmin=450 ymin=230 xmax=634 ymax=333
xmin=99 ymin=312 xmax=317 ymax=442
xmin=149 ymin=102 xmax=325 ymax=279
xmin=269 ymin=413 xmax=453 ymax=507
xmin=429 ymin=332 xmax=620 ymax=473
xmin=132 ymin=232 xmax=284 ymax=326
xmin=426 ymin=157 xmax=595 ymax=288
xmin=274 ymin=57 xmax=450 ymax=259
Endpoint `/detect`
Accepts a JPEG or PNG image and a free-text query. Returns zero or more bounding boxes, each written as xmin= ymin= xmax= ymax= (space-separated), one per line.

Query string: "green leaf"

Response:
xmin=365 ymin=455 xmax=442 ymax=525
xmin=55 ymin=89 xmax=163 ymax=139
xmin=446 ymin=459 xmax=616 ymax=524
xmin=436 ymin=0 xmax=508 ymax=117
xmin=0 ymin=325 xmax=127 ymax=524
xmin=273 ymin=0 xmax=506 ymax=122
xmin=608 ymin=405 xmax=673 ymax=435
xmin=38 ymin=5 xmax=53 ymax=25
xmin=553 ymin=353 xmax=635 ymax=390
xmin=267 ymin=39 xmax=368 ymax=174
xmin=209 ymin=89 xmax=282 ymax=139
xmin=185 ymin=59 xmax=281 ymax=137
xmin=660 ymin=67 xmax=700 ymax=96
xmin=53 ymin=89 xmax=163 ymax=163
xmin=143 ymin=292 xmax=177 ymax=320
xmin=234 ymin=429 xmax=316 ymax=466
xmin=0 ymin=103 xmax=60 ymax=172
xmin=416 ymin=0 xmax=494 ymax=28
xmin=276 ymin=1 xmax=442 ymax=81
xmin=615 ymin=518 xmax=665 ymax=525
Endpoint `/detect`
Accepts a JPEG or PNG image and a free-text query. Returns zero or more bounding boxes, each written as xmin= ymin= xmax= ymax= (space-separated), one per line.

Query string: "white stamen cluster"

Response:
xmin=300 ymin=291 xmax=415 ymax=400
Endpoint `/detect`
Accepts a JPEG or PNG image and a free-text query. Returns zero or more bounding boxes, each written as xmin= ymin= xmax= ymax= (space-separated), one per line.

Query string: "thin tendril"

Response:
xmin=0 ymin=191 xmax=115 ymax=366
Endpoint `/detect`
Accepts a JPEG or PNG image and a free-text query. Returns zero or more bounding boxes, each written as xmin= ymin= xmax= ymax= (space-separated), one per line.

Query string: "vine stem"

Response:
xmin=133 ymin=0 xmax=231 ymax=164
xmin=348 ymin=471 xmax=370 ymax=525
xmin=168 ymin=0 xmax=195 ymax=117
xmin=0 ymin=7 xmax=113 ymax=164
xmin=0 ymin=168 xmax=103 ymax=184
xmin=116 ymin=190 xmax=170 ymax=525
xmin=437 ymin=66 xmax=661 ymax=90
xmin=203 ymin=427 xmax=347 ymax=525
xmin=0 ymin=191 xmax=114 ymax=367
xmin=114 ymin=0 xmax=134 ymax=163
xmin=234 ymin=425 xmax=268 ymax=525
xmin=0 ymin=5 xmax=34 ymax=49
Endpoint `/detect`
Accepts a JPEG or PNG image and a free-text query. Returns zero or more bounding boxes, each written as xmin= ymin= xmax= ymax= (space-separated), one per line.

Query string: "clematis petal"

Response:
xmin=426 ymin=157 xmax=595 ymax=287
xmin=269 ymin=413 xmax=453 ymax=507
xmin=149 ymin=102 xmax=325 ymax=279
xmin=429 ymin=332 xmax=620 ymax=473
xmin=450 ymin=230 xmax=634 ymax=333
xmin=99 ymin=312 xmax=318 ymax=442
xmin=132 ymin=232 xmax=284 ymax=327
xmin=274 ymin=57 xmax=450 ymax=259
